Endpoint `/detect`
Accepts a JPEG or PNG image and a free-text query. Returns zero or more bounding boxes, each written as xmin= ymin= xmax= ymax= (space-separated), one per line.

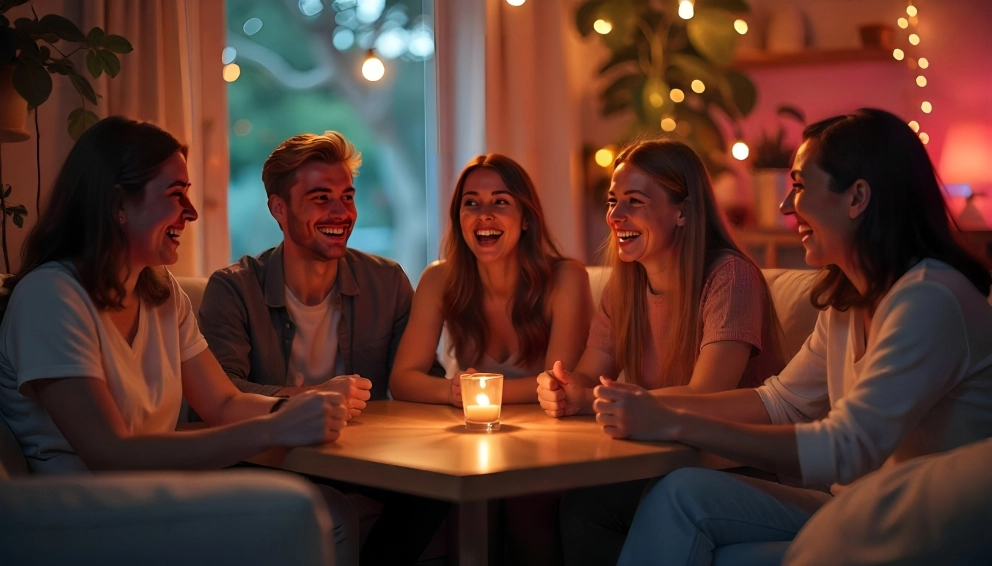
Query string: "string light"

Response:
xmin=918 ymin=57 xmax=929 ymax=68
xmin=594 ymin=148 xmax=615 ymax=167
xmin=649 ymin=92 xmax=665 ymax=108
xmin=678 ymin=0 xmax=694 ymax=20
xmin=661 ymin=117 xmax=677 ymax=132
xmin=909 ymin=33 xmax=920 ymax=45
xmin=907 ymin=5 xmax=918 ymax=16
xmin=362 ymin=51 xmax=385 ymax=81
xmin=893 ymin=48 xmax=904 ymax=60
xmin=916 ymin=75 xmax=927 ymax=87
xmin=919 ymin=132 xmax=929 ymax=144
xmin=731 ymin=141 xmax=749 ymax=160
xmin=908 ymin=121 xmax=920 ymax=132
xmin=593 ymin=19 xmax=612 ymax=34
xmin=921 ymin=101 xmax=932 ymax=113
xmin=223 ymin=63 xmax=241 ymax=82
xmin=670 ymin=88 xmax=685 ymax=103
xmin=734 ymin=20 xmax=748 ymax=34
xmin=691 ymin=80 xmax=705 ymax=93
xmin=897 ymin=17 xmax=908 ymax=28
xmin=900 ymin=3 xmax=932 ymax=143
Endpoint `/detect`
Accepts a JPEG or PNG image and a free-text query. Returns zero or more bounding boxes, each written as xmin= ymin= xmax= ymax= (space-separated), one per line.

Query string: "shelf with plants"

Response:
xmin=732 ymin=47 xmax=899 ymax=69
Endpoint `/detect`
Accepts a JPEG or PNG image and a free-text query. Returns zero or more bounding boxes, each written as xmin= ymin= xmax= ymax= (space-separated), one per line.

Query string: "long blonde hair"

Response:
xmin=605 ymin=139 xmax=784 ymax=387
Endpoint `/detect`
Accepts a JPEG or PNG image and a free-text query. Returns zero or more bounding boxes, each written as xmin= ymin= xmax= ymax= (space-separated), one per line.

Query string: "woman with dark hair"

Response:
xmin=537 ymin=139 xmax=786 ymax=565
xmin=611 ymin=109 xmax=992 ymax=565
xmin=390 ymin=153 xmax=592 ymax=564
xmin=0 ymin=117 xmax=358 ymax=562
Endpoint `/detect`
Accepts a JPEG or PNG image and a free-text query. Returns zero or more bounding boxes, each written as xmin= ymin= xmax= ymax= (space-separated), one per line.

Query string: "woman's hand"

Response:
xmin=536 ymin=360 xmax=590 ymax=417
xmin=269 ymin=391 xmax=349 ymax=446
xmin=316 ymin=374 xmax=373 ymax=419
xmin=593 ymin=377 xmax=679 ymax=440
xmin=449 ymin=367 xmax=477 ymax=408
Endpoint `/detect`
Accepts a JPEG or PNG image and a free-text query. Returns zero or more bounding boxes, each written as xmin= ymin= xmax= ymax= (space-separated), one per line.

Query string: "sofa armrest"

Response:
xmin=0 ymin=470 xmax=333 ymax=566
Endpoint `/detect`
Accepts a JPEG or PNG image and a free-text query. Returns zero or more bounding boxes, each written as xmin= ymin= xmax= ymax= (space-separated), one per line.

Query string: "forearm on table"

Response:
xmin=389 ymin=370 xmax=449 ymax=404
xmin=672 ymin=409 xmax=801 ymax=477
xmin=502 ymin=376 xmax=539 ymax=404
xmin=94 ymin=418 xmax=278 ymax=471
xmin=655 ymin=388 xmax=773 ymax=424
xmin=216 ymin=392 xmax=282 ymax=424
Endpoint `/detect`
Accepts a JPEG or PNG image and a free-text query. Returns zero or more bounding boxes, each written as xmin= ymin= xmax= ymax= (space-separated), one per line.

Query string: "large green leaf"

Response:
xmin=725 ymin=69 xmax=756 ymax=116
xmin=0 ymin=0 xmax=30 ymax=13
xmin=12 ymin=57 xmax=51 ymax=108
xmin=38 ymin=14 xmax=86 ymax=42
xmin=686 ymin=8 xmax=737 ymax=65
xmin=87 ymin=26 xmax=105 ymax=47
xmin=668 ymin=53 xmax=720 ymax=89
xmin=68 ymin=71 xmax=97 ymax=104
xmin=85 ymin=49 xmax=102 ymax=78
xmin=101 ymin=34 xmax=133 ymax=54
xmin=97 ymin=49 xmax=120 ymax=77
xmin=68 ymin=107 xmax=99 ymax=140
xmin=46 ymin=57 xmax=74 ymax=75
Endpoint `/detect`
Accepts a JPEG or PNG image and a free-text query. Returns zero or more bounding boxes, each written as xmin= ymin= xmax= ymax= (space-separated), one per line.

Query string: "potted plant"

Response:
xmin=0 ymin=0 xmax=132 ymax=271
xmin=751 ymin=104 xmax=803 ymax=230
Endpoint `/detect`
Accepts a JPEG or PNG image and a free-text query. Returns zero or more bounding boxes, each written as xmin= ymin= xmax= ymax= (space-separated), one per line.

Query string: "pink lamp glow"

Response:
xmin=939 ymin=123 xmax=992 ymax=230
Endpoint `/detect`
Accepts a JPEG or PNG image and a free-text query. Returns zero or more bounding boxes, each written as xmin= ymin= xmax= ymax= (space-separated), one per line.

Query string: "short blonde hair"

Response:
xmin=261 ymin=131 xmax=362 ymax=201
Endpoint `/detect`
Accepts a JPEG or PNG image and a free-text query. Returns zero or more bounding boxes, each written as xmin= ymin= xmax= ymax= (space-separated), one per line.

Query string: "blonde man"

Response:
xmin=200 ymin=132 xmax=446 ymax=564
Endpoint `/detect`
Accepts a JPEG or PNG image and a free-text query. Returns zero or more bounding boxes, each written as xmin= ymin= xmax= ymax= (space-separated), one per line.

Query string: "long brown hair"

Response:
xmin=441 ymin=154 xmax=562 ymax=368
xmin=606 ymin=139 xmax=783 ymax=387
xmin=1 ymin=116 xmax=185 ymax=318
xmin=803 ymin=109 xmax=991 ymax=311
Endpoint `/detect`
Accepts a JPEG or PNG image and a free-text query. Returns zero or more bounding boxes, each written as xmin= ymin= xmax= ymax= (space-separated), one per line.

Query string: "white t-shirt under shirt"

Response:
xmin=284 ymin=284 xmax=342 ymax=386
xmin=757 ymin=259 xmax=992 ymax=490
xmin=0 ymin=262 xmax=208 ymax=474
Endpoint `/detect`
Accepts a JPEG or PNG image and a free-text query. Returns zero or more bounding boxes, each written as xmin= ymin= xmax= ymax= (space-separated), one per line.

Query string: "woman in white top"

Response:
xmin=0 ymin=117 xmax=357 ymax=562
xmin=596 ymin=109 xmax=992 ymax=565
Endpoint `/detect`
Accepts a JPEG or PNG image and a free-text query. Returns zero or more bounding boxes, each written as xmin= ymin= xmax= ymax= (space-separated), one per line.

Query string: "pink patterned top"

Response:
xmin=587 ymin=253 xmax=783 ymax=390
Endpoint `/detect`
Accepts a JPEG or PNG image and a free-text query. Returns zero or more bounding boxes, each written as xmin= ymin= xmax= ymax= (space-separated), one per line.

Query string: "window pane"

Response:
xmin=225 ymin=0 xmax=437 ymax=283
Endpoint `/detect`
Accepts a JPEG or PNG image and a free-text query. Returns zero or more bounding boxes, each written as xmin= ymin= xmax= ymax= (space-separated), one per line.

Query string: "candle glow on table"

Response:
xmin=461 ymin=373 xmax=504 ymax=431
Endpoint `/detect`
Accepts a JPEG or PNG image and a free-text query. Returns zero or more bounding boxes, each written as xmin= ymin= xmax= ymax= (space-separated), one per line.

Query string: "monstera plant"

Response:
xmin=577 ymin=0 xmax=756 ymax=173
xmin=0 ymin=0 xmax=132 ymax=271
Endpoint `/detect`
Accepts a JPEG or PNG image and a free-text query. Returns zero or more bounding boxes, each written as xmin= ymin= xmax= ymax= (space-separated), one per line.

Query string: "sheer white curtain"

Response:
xmin=436 ymin=0 xmax=586 ymax=261
xmin=84 ymin=0 xmax=229 ymax=276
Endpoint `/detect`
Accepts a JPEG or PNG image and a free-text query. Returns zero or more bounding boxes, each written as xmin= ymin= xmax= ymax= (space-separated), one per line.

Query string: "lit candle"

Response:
xmin=465 ymin=394 xmax=500 ymax=423
xmin=461 ymin=373 xmax=504 ymax=431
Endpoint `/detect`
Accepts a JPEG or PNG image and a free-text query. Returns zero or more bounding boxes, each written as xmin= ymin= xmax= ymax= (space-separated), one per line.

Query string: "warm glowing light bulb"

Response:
xmin=893 ymin=48 xmax=905 ymax=60
xmin=897 ymin=17 xmax=908 ymax=29
xmin=222 ymin=63 xmax=241 ymax=82
xmin=661 ymin=117 xmax=677 ymax=132
xmin=909 ymin=33 xmax=920 ymax=45
xmin=506 ymin=0 xmax=525 ymax=5
xmin=907 ymin=5 xmax=918 ymax=17
xmin=691 ymin=80 xmax=705 ymax=93
xmin=916 ymin=75 xmax=927 ymax=87
xmin=918 ymin=57 xmax=929 ymax=69
xmin=593 ymin=19 xmax=612 ymax=34
xmin=732 ymin=141 xmax=749 ymax=160
xmin=908 ymin=120 xmax=920 ymax=132
xmin=919 ymin=132 xmax=929 ymax=144
xmin=678 ymin=0 xmax=694 ymax=20
xmin=670 ymin=88 xmax=685 ymax=103
xmin=649 ymin=92 xmax=665 ymax=108
xmin=921 ymin=101 xmax=932 ymax=113
xmin=594 ymin=148 xmax=614 ymax=167
xmin=734 ymin=19 xmax=748 ymax=34
xmin=362 ymin=54 xmax=385 ymax=81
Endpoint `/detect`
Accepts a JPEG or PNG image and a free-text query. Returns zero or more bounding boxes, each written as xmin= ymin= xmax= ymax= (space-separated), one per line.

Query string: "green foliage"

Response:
xmin=751 ymin=104 xmax=805 ymax=169
xmin=0 ymin=3 xmax=133 ymax=140
xmin=576 ymin=0 xmax=755 ymax=172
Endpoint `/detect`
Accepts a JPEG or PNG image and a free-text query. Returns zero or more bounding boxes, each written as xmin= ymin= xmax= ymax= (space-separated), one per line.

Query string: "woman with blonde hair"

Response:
xmin=538 ymin=139 xmax=786 ymax=565
xmin=390 ymin=153 xmax=593 ymax=563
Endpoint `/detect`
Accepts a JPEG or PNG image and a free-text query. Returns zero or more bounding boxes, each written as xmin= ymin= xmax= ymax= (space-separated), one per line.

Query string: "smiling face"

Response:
xmin=458 ymin=168 xmax=527 ymax=264
xmin=270 ymin=160 xmax=357 ymax=262
xmin=781 ymin=141 xmax=861 ymax=269
xmin=121 ymin=152 xmax=197 ymax=269
xmin=606 ymin=163 xmax=684 ymax=272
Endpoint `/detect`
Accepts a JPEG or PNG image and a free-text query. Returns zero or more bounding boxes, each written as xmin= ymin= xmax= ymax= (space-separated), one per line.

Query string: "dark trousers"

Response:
xmin=314 ymin=478 xmax=450 ymax=565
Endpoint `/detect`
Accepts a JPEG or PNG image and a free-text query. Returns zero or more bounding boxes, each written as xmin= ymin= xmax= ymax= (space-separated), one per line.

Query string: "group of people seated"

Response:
xmin=0 ymin=107 xmax=990 ymax=565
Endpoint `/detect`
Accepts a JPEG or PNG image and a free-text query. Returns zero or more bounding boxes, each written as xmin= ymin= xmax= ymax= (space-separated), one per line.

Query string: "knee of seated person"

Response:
xmin=642 ymin=468 xmax=722 ymax=511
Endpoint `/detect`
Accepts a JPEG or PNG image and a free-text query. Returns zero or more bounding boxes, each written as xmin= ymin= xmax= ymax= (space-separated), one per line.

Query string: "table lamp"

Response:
xmin=939 ymin=122 xmax=992 ymax=230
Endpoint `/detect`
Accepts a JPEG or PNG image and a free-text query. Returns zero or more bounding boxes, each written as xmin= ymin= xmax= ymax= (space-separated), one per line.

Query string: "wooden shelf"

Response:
xmin=733 ymin=48 xmax=898 ymax=69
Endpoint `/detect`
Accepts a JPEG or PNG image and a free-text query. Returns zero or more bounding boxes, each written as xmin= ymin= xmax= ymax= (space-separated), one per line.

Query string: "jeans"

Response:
xmin=618 ymin=468 xmax=832 ymax=566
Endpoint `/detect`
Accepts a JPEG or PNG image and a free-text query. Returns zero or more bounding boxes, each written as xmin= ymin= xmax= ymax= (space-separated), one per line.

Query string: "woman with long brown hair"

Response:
xmin=538 ymin=139 xmax=786 ymax=565
xmin=390 ymin=153 xmax=592 ymax=405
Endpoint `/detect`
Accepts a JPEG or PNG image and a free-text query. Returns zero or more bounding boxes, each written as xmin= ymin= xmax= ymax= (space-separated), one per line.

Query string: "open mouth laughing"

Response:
xmin=475 ymin=228 xmax=504 ymax=246
xmin=616 ymin=230 xmax=641 ymax=243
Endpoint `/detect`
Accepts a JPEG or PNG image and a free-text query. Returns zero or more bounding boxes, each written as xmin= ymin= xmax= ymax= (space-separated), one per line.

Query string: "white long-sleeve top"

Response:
xmin=757 ymin=259 xmax=992 ymax=488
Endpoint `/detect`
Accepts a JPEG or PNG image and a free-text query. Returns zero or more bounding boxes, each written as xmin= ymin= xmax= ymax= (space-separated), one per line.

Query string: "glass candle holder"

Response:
xmin=461 ymin=373 xmax=504 ymax=431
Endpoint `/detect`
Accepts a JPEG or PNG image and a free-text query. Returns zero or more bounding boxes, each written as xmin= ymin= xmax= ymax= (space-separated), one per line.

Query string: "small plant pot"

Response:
xmin=0 ymin=63 xmax=31 ymax=143
xmin=752 ymin=169 xmax=791 ymax=229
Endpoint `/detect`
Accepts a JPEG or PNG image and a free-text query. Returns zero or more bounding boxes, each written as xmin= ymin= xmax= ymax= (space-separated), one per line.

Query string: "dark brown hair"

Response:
xmin=606 ymin=139 xmax=784 ymax=386
xmin=1 ymin=116 xmax=185 ymax=315
xmin=803 ymin=108 xmax=991 ymax=311
xmin=441 ymin=154 xmax=563 ymax=368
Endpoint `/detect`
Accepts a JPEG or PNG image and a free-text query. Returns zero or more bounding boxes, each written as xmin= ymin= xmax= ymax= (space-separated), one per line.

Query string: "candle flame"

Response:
xmin=476 ymin=393 xmax=490 ymax=406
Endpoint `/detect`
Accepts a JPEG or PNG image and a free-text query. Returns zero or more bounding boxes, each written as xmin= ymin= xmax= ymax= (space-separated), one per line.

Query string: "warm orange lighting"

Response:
xmin=670 ymin=88 xmax=685 ymax=103
xmin=918 ymin=57 xmax=929 ymax=69
xmin=691 ymin=80 xmax=705 ymax=93
xmin=893 ymin=48 xmax=905 ymax=61
xmin=678 ymin=0 xmax=694 ymax=20
xmin=734 ymin=19 xmax=748 ymax=34
xmin=506 ymin=0 xmax=525 ymax=5
xmin=362 ymin=54 xmax=385 ymax=81
xmin=594 ymin=148 xmax=615 ymax=167
xmin=649 ymin=92 xmax=665 ymax=108
xmin=916 ymin=75 xmax=927 ymax=87
xmin=661 ymin=117 xmax=677 ymax=132
xmin=919 ymin=132 xmax=930 ymax=144
xmin=921 ymin=101 xmax=932 ymax=113
xmin=222 ymin=63 xmax=241 ymax=82
xmin=908 ymin=120 xmax=920 ymax=132
xmin=909 ymin=33 xmax=920 ymax=45
xmin=897 ymin=17 xmax=909 ymax=29
xmin=593 ymin=19 xmax=612 ymax=34
xmin=907 ymin=5 xmax=918 ymax=17
xmin=732 ymin=141 xmax=749 ymax=160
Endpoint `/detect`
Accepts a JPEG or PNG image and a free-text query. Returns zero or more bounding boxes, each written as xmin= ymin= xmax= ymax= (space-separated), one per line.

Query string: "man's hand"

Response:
xmin=269 ymin=391 xmax=349 ymax=446
xmin=536 ymin=360 xmax=590 ymax=418
xmin=316 ymin=374 xmax=372 ymax=419
xmin=593 ymin=376 xmax=678 ymax=440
